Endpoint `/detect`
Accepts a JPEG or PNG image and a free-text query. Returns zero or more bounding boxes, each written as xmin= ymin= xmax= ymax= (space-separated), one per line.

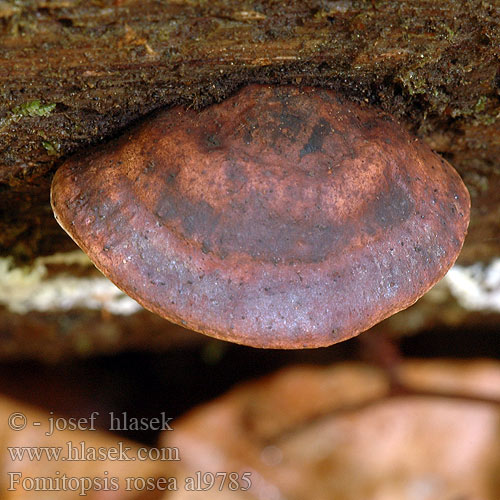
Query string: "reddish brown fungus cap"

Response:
xmin=51 ymin=85 xmax=470 ymax=348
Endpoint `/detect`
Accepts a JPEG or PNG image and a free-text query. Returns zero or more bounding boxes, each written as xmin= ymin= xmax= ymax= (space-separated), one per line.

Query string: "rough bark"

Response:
xmin=0 ymin=0 xmax=498 ymax=265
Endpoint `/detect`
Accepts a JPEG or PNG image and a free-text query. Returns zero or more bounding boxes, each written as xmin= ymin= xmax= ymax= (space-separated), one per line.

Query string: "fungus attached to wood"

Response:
xmin=50 ymin=85 xmax=470 ymax=348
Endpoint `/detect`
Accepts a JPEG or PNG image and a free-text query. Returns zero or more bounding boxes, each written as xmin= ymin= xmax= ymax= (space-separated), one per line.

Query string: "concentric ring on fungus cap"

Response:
xmin=51 ymin=85 xmax=470 ymax=348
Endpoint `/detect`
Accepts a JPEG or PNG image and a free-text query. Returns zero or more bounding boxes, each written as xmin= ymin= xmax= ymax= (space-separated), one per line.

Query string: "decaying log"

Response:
xmin=0 ymin=0 xmax=498 ymax=265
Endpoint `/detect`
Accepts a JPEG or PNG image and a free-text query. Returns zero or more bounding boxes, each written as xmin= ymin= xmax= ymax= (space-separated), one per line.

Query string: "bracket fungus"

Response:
xmin=51 ymin=85 xmax=470 ymax=348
